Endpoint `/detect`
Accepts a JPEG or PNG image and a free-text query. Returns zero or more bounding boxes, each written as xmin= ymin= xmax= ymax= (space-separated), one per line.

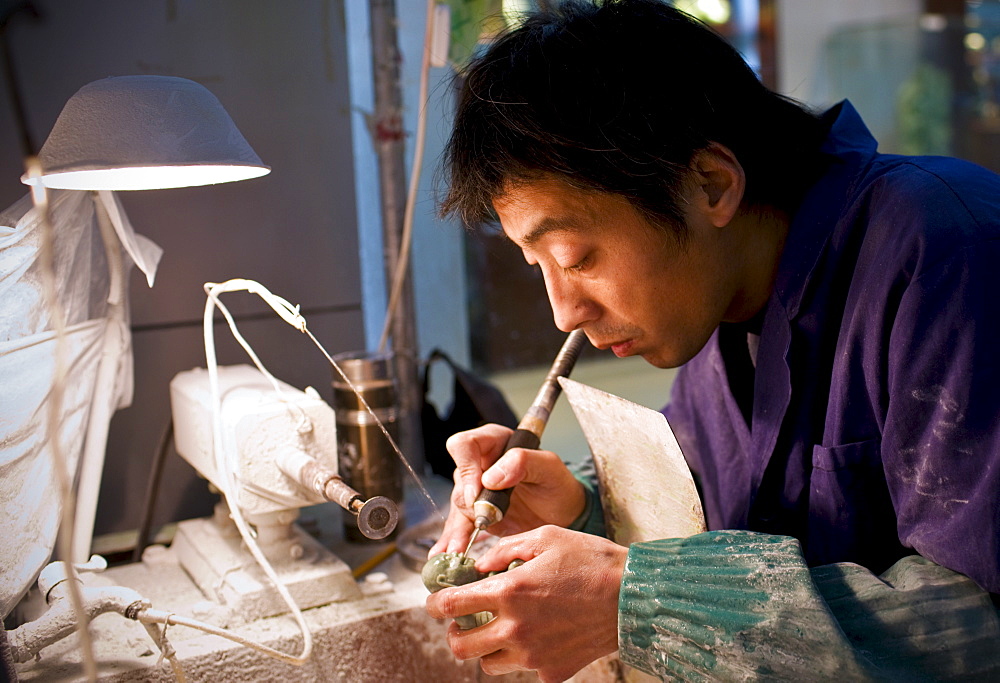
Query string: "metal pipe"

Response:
xmin=368 ymin=0 xmax=425 ymax=477
xmin=9 ymin=561 xmax=145 ymax=665
xmin=277 ymin=450 xmax=399 ymax=540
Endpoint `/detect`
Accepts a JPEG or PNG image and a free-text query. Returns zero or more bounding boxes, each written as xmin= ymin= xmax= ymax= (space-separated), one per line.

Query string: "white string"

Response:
xmin=199 ymin=276 xmax=445 ymax=668
xmin=137 ymin=607 xmax=314 ymax=668
xmin=201 ymin=280 xmax=313 ymax=666
xmin=27 ymin=163 xmax=99 ymax=682
xmin=204 ymin=278 xmax=444 ymax=521
xmin=202 ymin=281 xmax=313 ymax=435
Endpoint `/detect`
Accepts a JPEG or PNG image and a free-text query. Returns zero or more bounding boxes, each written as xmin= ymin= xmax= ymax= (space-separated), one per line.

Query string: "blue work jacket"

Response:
xmin=665 ymin=101 xmax=1000 ymax=593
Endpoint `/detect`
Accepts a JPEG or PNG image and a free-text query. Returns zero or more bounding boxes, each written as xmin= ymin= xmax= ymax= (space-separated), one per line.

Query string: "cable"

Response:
xmin=134 ymin=606 xmax=314 ymax=668
xmin=202 ymin=282 xmax=313 ymax=666
xmin=198 ymin=276 xmax=450 ymax=666
xmin=132 ymin=420 xmax=174 ymax=563
xmin=2 ymin=7 xmax=97 ymax=680
xmin=139 ymin=621 xmax=186 ymax=682
xmin=204 ymin=278 xmax=444 ymax=519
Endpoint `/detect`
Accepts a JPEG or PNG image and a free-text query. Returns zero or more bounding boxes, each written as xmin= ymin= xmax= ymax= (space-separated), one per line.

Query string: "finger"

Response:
xmin=479 ymin=648 xmax=532 ymax=678
xmin=480 ymin=446 xmax=537 ymax=490
xmin=448 ymin=467 xmax=475 ymax=516
xmin=429 ymin=506 xmax=475 ymax=557
xmin=449 ymin=620 xmax=534 ymax=677
xmin=475 ymin=526 xmax=561 ymax=572
xmin=425 ymin=577 xmax=498 ymax=622
xmin=481 ymin=446 xmax=567 ymax=490
xmin=446 ymin=424 xmax=514 ymax=505
xmin=443 ymin=617 xmax=513 ymax=666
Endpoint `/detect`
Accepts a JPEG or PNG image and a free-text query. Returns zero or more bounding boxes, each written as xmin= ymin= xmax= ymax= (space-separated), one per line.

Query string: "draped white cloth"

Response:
xmin=0 ymin=189 xmax=160 ymax=617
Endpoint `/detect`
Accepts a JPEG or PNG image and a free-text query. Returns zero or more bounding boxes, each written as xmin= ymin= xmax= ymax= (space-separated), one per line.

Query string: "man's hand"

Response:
xmin=426 ymin=525 xmax=627 ymax=683
xmin=428 ymin=423 xmax=588 ymax=557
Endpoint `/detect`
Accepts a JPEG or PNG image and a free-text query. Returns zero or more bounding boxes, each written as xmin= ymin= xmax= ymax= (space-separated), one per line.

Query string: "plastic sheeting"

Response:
xmin=0 ymin=189 xmax=161 ymax=618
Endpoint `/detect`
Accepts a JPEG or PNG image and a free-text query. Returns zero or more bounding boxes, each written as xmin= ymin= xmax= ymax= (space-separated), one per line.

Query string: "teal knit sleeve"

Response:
xmin=618 ymin=530 xmax=1000 ymax=680
xmin=565 ymin=457 xmax=607 ymax=537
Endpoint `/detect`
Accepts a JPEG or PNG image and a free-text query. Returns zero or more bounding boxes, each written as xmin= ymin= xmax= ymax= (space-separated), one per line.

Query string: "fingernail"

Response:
xmin=482 ymin=466 xmax=503 ymax=488
xmin=464 ymin=485 xmax=477 ymax=508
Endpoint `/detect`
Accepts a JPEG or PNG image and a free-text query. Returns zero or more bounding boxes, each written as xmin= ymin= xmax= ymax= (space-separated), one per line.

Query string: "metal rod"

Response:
xmin=462 ymin=330 xmax=588 ymax=559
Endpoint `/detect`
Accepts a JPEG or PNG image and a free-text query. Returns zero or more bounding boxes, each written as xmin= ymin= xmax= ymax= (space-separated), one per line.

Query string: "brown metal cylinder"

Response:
xmin=331 ymin=351 xmax=403 ymax=542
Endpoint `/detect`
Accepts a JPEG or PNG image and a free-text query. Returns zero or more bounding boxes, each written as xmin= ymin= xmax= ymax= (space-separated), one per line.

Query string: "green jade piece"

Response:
xmin=422 ymin=552 xmax=523 ymax=629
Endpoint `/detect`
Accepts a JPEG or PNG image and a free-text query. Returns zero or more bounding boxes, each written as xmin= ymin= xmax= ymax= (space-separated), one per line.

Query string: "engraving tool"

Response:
xmin=460 ymin=329 xmax=588 ymax=560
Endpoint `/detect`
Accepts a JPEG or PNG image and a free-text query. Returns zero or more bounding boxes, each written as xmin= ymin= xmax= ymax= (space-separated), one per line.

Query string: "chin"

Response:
xmin=640 ymin=352 xmax=678 ymax=369
xmin=640 ymin=342 xmax=700 ymax=369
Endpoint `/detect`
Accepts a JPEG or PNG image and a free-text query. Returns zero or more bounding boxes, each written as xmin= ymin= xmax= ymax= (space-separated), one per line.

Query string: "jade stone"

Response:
xmin=422 ymin=552 xmax=523 ymax=630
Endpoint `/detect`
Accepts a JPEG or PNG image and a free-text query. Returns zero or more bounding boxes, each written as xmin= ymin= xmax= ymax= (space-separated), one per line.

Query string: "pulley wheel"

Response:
xmin=356 ymin=496 xmax=399 ymax=540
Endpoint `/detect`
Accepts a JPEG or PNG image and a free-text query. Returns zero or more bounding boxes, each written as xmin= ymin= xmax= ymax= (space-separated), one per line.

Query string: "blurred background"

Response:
xmin=1 ymin=0 xmax=996 ymax=558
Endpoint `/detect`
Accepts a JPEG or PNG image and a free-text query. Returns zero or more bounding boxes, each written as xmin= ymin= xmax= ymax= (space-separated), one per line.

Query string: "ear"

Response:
xmin=689 ymin=143 xmax=745 ymax=228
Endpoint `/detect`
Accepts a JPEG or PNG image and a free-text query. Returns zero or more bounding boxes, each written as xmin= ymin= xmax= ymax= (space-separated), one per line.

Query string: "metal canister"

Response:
xmin=331 ymin=351 xmax=403 ymax=541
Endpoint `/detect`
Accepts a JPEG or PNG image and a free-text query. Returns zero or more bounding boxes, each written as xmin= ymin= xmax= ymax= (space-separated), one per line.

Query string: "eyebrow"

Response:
xmin=508 ymin=216 xmax=583 ymax=249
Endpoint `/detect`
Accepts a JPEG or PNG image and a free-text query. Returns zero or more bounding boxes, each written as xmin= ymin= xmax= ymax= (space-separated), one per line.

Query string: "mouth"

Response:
xmin=608 ymin=339 xmax=636 ymax=358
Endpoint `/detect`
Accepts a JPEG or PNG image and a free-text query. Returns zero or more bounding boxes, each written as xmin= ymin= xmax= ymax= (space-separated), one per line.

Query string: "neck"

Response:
xmin=723 ymin=204 xmax=790 ymax=323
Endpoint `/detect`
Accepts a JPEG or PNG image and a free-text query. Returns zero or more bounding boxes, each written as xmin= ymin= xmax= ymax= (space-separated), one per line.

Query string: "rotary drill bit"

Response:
xmin=460 ymin=329 xmax=588 ymax=560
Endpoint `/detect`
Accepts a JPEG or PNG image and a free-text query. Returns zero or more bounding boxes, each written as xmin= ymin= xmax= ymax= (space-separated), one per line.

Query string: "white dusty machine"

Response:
xmin=168 ymin=364 xmax=395 ymax=620
xmin=6 ymin=365 xmax=487 ymax=682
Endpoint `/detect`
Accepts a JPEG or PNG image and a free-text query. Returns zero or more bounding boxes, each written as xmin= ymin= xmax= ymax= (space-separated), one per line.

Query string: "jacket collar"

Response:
xmin=771 ymin=100 xmax=879 ymax=320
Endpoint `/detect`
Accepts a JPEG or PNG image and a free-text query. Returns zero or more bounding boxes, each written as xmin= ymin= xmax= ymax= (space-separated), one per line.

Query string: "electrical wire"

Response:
xmin=132 ymin=420 xmax=174 ymax=563
xmin=202 ymin=282 xmax=314 ymax=666
xmin=200 ymin=277 xmax=446 ymax=669
xmin=139 ymin=621 xmax=186 ymax=682
xmin=203 ymin=279 xmax=444 ymax=522
xmin=200 ymin=278 xmax=439 ymax=667
xmin=2 ymin=8 xmax=97 ymax=679
xmin=27 ymin=160 xmax=99 ymax=683
xmin=135 ymin=607 xmax=315 ymax=668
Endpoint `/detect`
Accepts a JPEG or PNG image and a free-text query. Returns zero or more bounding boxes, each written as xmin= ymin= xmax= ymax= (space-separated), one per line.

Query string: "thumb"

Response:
xmin=476 ymin=527 xmax=552 ymax=572
xmin=483 ymin=445 xmax=567 ymax=491
xmin=481 ymin=460 xmax=512 ymax=489
xmin=480 ymin=445 xmax=542 ymax=490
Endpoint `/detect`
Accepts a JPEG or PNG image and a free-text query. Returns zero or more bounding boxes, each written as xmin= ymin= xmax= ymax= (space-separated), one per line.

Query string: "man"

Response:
xmin=425 ymin=1 xmax=1000 ymax=680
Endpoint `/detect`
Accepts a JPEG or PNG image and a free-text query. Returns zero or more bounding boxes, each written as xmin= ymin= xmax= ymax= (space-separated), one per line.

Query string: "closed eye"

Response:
xmin=567 ymin=253 xmax=594 ymax=272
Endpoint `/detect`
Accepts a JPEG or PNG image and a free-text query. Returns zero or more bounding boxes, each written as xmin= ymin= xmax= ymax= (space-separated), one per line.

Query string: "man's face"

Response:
xmin=493 ymin=177 xmax=745 ymax=369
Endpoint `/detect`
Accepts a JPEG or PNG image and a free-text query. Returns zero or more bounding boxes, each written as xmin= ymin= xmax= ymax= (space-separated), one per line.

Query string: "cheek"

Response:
xmin=626 ymin=256 xmax=714 ymax=339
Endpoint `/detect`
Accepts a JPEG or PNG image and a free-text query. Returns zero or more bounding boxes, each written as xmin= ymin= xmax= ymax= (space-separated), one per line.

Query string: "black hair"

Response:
xmin=439 ymin=0 xmax=828 ymax=236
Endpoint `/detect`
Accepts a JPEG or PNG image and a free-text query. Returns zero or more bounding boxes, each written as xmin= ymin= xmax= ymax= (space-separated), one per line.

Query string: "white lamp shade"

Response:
xmin=22 ymin=75 xmax=270 ymax=190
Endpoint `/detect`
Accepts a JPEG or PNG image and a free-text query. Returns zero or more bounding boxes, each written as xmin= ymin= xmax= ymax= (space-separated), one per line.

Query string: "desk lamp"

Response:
xmin=22 ymin=74 xmax=269 ymax=191
xmin=0 ymin=74 xmax=268 ymax=678
xmin=2 ymin=75 xmax=270 ymax=626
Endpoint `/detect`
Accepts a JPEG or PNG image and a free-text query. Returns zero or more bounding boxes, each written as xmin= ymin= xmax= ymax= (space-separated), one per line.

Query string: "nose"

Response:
xmin=542 ymin=269 xmax=598 ymax=332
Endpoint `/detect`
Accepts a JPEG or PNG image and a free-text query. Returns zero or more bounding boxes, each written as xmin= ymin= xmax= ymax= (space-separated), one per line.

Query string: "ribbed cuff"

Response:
xmin=618 ymin=530 xmax=873 ymax=680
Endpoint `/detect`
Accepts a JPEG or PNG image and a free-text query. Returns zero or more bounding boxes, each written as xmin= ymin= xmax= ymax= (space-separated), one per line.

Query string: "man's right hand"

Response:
xmin=428 ymin=423 xmax=588 ymax=557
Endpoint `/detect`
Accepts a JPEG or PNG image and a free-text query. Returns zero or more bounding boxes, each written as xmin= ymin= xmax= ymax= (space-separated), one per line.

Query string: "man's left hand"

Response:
xmin=425 ymin=525 xmax=627 ymax=683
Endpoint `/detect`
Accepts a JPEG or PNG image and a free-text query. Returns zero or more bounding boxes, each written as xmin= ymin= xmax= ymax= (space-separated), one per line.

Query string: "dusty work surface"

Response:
xmin=15 ymin=544 xmax=460 ymax=682
xmin=13 ymin=490 xmax=625 ymax=682
xmin=15 ymin=547 xmax=624 ymax=682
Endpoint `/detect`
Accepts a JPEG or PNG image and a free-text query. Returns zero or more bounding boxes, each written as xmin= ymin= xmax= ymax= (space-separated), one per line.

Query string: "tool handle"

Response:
xmin=472 ymin=330 xmax=586 ymax=529
xmin=503 ymin=425 xmax=543 ymax=452
xmin=473 ymin=428 xmax=542 ymax=526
